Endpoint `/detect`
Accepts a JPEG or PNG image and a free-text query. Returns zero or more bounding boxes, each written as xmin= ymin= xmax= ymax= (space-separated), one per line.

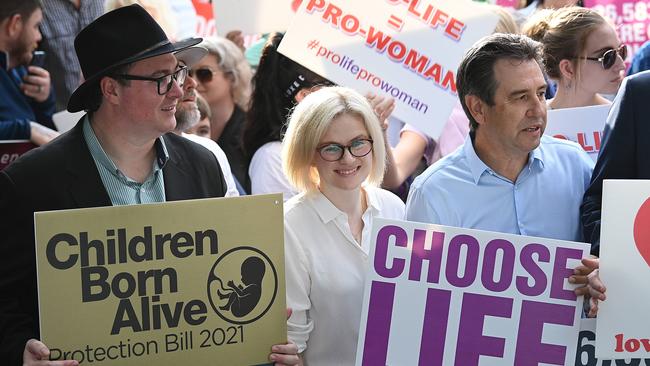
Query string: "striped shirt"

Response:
xmin=83 ymin=116 xmax=168 ymax=205
xmin=39 ymin=0 xmax=104 ymax=111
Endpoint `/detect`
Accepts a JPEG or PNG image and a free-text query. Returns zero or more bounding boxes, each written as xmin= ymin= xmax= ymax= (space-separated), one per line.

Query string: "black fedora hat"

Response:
xmin=67 ymin=4 xmax=202 ymax=112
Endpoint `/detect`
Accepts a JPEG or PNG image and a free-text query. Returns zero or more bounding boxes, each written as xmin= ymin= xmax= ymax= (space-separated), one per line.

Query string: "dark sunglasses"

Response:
xmin=188 ymin=67 xmax=218 ymax=83
xmin=112 ymin=66 xmax=188 ymax=95
xmin=317 ymin=139 xmax=373 ymax=162
xmin=575 ymin=45 xmax=627 ymax=70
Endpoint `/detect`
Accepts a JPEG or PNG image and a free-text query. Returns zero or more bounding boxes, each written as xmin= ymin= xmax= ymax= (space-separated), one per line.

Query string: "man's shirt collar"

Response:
xmin=463 ymin=133 xmax=546 ymax=185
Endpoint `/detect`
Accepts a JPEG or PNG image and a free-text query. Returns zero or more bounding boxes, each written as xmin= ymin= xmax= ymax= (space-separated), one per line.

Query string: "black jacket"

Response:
xmin=581 ymin=71 xmax=650 ymax=256
xmin=0 ymin=118 xmax=226 ymax=364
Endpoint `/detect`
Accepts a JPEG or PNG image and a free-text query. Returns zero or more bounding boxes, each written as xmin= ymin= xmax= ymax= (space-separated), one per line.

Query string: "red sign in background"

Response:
xmin=0 ymin=141 xmax=36 ymax=171
xmin=192 ymin=0 xmax=217 ymax=37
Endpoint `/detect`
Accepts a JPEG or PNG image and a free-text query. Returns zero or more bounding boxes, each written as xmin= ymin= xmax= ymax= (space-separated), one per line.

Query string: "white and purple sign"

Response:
xmin=356 ymin=218 xmax=590 ymax=366
xmin=597 ymin=180 xmax=650 ymax=359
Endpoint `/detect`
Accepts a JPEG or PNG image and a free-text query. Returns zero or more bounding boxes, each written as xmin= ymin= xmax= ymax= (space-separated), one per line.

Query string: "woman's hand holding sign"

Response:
xmin=269 ymin=308 xmax=302 ymax=366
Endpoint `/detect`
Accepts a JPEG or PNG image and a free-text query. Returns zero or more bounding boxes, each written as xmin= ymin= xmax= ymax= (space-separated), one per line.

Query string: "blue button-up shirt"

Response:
xmin=406 ymin=135 xmax=594 ymax=242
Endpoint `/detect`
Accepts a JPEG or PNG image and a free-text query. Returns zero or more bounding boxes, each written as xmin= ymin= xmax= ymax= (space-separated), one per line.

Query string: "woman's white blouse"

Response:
xmin=284 ymin=186 xmax=405 ymax=365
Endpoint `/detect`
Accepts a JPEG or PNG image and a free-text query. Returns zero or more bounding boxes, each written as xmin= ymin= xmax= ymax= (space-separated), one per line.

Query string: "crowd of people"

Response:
xmin=0 ymin=0 xmax=643 ymax=365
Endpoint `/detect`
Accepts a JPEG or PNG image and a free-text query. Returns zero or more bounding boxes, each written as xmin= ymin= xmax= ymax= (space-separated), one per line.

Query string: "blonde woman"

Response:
xmin=282 ymin=87 xmax=405 ymax=365
xmin=524 ymin=7 xmax=625 ymax=109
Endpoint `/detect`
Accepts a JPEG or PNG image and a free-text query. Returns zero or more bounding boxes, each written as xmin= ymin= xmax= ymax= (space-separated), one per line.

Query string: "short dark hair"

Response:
xmin=456 ymin=33 xmax=544 ymax=131
xmin=0 ymin=0 xmax=41 ymax=22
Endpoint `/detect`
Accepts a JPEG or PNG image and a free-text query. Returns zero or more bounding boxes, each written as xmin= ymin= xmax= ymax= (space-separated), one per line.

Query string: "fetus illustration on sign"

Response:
xmin=207 ymin=246 xmax=278 ymax=324
xmin=213 ymin=256 xmax=265 ymax=317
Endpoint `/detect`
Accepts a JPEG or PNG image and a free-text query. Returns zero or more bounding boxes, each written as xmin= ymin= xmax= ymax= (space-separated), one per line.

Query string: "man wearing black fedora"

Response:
xmin=0 ymin=5 xmax=237 ymax=365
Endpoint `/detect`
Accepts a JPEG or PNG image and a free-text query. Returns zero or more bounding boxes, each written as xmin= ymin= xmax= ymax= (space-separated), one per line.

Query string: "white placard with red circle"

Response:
xmin=597 ymin=180 xmax=650 ymax=358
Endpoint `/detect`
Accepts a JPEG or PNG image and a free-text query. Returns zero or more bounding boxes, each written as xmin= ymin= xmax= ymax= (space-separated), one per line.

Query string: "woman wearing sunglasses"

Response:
xmin=192 ymin=37 xmax=253 ymax=193
xmin=524 ymin=7 xmax=625 ymax=109
xmin=282 ymin=86 xmax=404 ymax=365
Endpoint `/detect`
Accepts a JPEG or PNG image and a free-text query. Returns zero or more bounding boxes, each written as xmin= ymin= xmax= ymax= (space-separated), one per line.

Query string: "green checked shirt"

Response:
xmin=83 ymin=116 xmax=168 ymax=206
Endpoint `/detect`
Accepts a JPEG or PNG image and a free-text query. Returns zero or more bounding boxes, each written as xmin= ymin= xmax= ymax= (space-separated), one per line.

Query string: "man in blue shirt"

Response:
xmin=406 ymin=33 xmax=593 ymax=242
xmin=0 ymin=0 xmax=59 ymax=145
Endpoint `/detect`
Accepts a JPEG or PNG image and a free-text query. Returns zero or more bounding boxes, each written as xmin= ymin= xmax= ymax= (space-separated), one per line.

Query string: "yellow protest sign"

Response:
xmin=34 ymin=194 xmax=285 ymax=365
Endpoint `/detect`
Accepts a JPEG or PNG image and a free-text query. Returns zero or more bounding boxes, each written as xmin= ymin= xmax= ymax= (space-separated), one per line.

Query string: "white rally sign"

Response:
xmin=278 ymin=0 xmax=498 ymax=139
xmin=576 ymin=319 xmax=650 ymax=365
xmin=597 ymin=180 xmax=650 ymax=359
xmin=213 ymin=0 xmax=300 ymax=35
xmin=545 ymin=104 xmax=610 ymax=162
xmin=356 ymin=218 xmax=589 ymax=365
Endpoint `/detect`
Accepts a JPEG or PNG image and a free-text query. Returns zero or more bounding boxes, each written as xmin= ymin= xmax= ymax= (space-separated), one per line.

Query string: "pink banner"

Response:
xmin=0 ymin=140 xmax=35 ymax=171
xmin=496 ymin=0 xmax=519 ymax=8
xmin=584 ymin=0 xmax=650 ymax=64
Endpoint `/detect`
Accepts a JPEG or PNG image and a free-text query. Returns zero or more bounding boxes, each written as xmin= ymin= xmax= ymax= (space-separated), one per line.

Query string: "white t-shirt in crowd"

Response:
xmin=284 ymin=186 xmax=405 ymax=365
xmin=182 ymin=133 xmax=239 ymax=197
xmin=249 ymin=141 xmax=298 ymax=201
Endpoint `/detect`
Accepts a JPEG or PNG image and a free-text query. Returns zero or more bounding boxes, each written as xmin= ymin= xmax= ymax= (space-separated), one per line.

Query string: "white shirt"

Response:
xmin=249 ymin=141 xmax=298 ymax=201
xmin=284 ymin=186 xmax=405 ymax=365
xmin=182 ymin=133 xmax=239 ymax=197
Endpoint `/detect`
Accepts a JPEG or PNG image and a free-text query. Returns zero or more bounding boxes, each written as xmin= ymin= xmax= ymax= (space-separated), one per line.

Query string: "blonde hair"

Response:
xmin=200 ymin=37 xmax=253 ymax=111
xmin=523 ymin=7 xmax=607 ymax=80
xmin=104 ymin=0 xmax=177 ymax=40
xmin=491 ymin=5 xmax=520 ymax=34
xmin=282 ymin=87 xmax=386 ymax=193
xmin=475 ymin=3 xmax=520 ymax=34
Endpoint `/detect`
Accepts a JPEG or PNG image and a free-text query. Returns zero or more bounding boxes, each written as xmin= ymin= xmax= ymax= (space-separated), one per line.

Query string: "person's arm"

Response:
xmin=383 ymin=130 xmax=428 ymax=189
xmin=581 ymin=75 xmax=640 ymax=256
xmin=283 ymin=222 xmax=313 ymax=355
xmin=0 ymin=119 xmax=31 ymax=140
xmin=365 ymin=94 xmax=410 ymax=189
xmin=0 ymin=120 xmax=59 ymax=146
xmin=28 ymin=122 xmax=59 ymax=146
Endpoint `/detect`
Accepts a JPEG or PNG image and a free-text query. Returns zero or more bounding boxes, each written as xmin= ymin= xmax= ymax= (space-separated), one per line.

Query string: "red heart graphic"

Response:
xmin=633 ymin=197 xmax=650 ymax=267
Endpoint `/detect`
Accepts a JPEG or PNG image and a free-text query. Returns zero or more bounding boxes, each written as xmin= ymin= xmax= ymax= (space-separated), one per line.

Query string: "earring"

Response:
xmin=566 ymin=80 xmax=572 ymax=89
